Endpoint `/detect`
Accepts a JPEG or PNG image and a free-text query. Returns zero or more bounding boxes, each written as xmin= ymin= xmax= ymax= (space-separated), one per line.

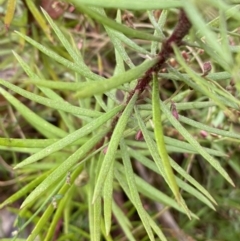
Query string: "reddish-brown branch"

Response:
xmin=106 ymin=9 xmax=191 ymax=140
xmin=128 ymin=9 xmax=191 ymax=101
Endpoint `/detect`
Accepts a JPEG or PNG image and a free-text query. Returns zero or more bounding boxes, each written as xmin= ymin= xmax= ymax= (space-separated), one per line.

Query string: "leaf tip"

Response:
xmin=13 ymin=165 xmax=19 ymax=170
xmin=230 ymin=180 xmax=235 ymax=187
xmin=20 ymin=202 xmax=26 ymax=209
xmin=91 ymin=193 xmax=98 ymax=205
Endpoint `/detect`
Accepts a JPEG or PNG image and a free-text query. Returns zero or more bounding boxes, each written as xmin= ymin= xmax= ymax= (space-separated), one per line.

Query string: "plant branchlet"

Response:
xmin=105 ymin=9 xmax=192 ymax=142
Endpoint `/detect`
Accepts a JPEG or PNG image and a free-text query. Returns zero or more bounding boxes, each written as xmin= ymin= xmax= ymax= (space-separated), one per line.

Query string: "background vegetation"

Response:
xmin=0 ymin=0 xmax=240 ymax=240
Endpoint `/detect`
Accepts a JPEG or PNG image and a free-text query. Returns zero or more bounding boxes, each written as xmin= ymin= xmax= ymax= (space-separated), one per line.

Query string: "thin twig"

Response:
xmin=106 ymin=9 xmax=192 ymax=140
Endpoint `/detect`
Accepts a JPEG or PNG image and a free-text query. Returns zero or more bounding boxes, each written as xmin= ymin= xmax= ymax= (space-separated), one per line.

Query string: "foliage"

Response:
xmin=1 ymin=0 xmax=240 ymax=240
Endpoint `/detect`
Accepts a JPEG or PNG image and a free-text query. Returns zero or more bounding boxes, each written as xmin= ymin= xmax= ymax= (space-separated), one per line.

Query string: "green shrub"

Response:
xmin=1 ymin=0 xmax=240 ymax=240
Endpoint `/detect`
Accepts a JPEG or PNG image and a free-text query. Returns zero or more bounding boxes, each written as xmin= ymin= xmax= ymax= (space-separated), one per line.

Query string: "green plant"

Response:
xmin=1 ymin=0 xmax=240 ymax=240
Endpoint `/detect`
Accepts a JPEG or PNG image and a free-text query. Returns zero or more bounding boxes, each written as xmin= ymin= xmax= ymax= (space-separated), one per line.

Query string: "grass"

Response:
xmin=0 ymin=0 xmax=240 ymax=240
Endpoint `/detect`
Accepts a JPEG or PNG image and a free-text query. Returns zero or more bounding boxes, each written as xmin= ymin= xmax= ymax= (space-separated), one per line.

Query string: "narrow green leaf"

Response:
xmin=103 ymin=161 xmax=114 ymax=235
xmin=152 ymin=73 xmax=180 ymax=203
xmin=164 ymin=136 xmax=226 ymax=157
xmin=24 ymin=0 xmax=52 ymax=41
xmin=44 ymin=185 xmax=75 ymax=241
xmin=25 ymin=201 xmax=56 ymax=241
xmin=183 ymin=0 xmax=231 ymax=66
xmin=160 ymin=100 xmax=235 ymax=186
xmin=208 ymin=4 xmax=240 ymax=28
xmin=0 ymin=78 xmax=102 ymax=118
xmin=148 ymin=11 xmax=164 ymax=37
xmin=113 ymin=10 xmax=126 ymax=76
xmin=0 ymin=146 xmax=39 ymax=154
xmin=17 ymin=179 xmax=64 ymax=241
xmin=114 ymin=30 xmax=150 ymax=55
xmin=179 ymin=115 xmax=240 ymax=140
xmin=135 ymin=109 xmax=166 ymax=179
xmin=127 ymin=136 xmax=226 ymax=157
xmin=130 ymin=148 xmax=216 ymax=206
xmin=44 ymin=166 xmax=84 ymax=241
xmin=14 ymin=106 xmax=122 ymax=169
xmin=105 ymin=27 xmax=135 ymax=69
xmin=0 ymin=87 xmax=66 ymax=139
xmin=166 ymin=66 xmax=238 ymax=110
xmin=145 ymin=213 xmax=168 ymax=241
xmin=149 ymin=9 xmax=167 ymax=55
xmin=115 ymin=165 xmax=169 ymax=241
xmin=92 ymin=93 xmax=138 ymax=202
xmin=158 ymin=71 xmax=232 ymax=82
xmin=219 ymin=10 xmax=232 ymax=65
xmin=116 ymin=161 xmax=198 ymax=219
xmin=173 ymin=47 xmax=229 ymax=109
xmin=93 ymin=196 xmax=102 ymax=241
xmin=4 ymin=0 xmax=17 ymax=29
xmin=0 ymin=138 xmax=60 ymax=148
xmin=134 ymin=111 xmax=216 ymax=208
xmin=20 ymin=130 xmax=107 ymax=208
xmin=120 ymin=140 xmax=155 ymax=241
xmin=176 ymin=178 xmax=216 ymax=210
xmin=41 ymin=8 xmax=85 ymax=66
xmin=96 ymin=8 xmax=135 ymax=69
xmin=112 ymin=201 xmax=136 ymax=241
xmin=135 ymin=175 xmax=197 ymax=216
xmin=173 ymin=46 xmax=239 ymax=122
xmin=68 ymin=0 xmax=182 ymax=10
xmin=171 ymin=160 xmax=217 ymax=206
xmin=12 ymin=51 xmax=76 ymax=132
xmin=15 ymin=31 xmax=102 ymax=81
xmin=0 ymin=172 xmax=49 ymax=209
xmin=1 ymin=239 xmax=25 ymax=241
xmin=24 ymin=79 xmax=88 ymax=91
xmin=75 ymin=58 xmax=158 ymax=98
xmin=88 ymin=166 xmax=95 ymax=241
xmin=68 ymin=2 xmax=164 ymax=41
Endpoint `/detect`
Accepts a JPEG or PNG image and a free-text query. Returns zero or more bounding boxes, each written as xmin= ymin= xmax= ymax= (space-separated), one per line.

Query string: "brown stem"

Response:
xmin=129 ymin=9 xmax=191 ymax=100
xmin=106 ymin=9 xmax=191 ymax=141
